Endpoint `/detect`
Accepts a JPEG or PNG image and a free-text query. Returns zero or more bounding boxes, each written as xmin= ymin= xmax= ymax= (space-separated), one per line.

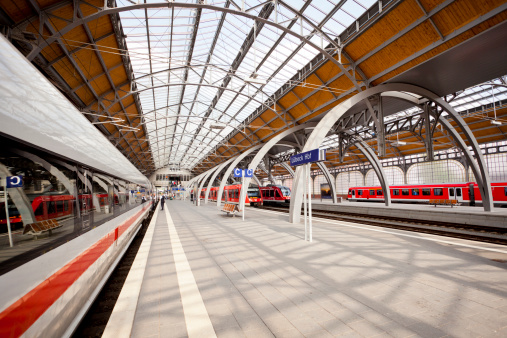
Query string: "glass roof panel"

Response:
xmin=117 ymin=0 xmax=374 ymax=169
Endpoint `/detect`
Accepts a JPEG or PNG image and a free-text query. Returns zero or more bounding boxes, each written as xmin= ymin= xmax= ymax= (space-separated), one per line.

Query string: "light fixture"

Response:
xmin=245 ymin=72 xmax=266 ymax=85
xmin=245 ymin=77 xmax=266 ymax=85
xmin=491 ymin=120 xmax=502 ymax=125
xmin=210 ymin=123 xmax=226 ymax=129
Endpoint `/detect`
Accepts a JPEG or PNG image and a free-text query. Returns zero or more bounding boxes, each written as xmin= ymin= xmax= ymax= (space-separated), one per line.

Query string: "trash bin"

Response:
xmin=337 ymin=197 xmax=342 ymax=203
xmin=104 ymin=205 xmax=110 ymax=214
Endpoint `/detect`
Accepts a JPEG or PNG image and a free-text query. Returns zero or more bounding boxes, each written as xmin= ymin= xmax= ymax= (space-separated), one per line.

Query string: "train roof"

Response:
xmin=0 ymin=36 xmax=149 ymax=186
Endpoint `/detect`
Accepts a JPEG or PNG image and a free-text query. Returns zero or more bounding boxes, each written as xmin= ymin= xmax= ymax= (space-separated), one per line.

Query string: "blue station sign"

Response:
xmin=233 ymin=168 xmax=254 ymax=178
xmin=6 ymin=175 xmax=23 ymax=188
xmin=290 ymin=148 xmax=326 ymax=167
xmin=233 ymin=168 xmax=243 ymax=177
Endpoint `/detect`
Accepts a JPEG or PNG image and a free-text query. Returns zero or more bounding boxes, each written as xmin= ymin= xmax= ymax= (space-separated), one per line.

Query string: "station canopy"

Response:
xmin=116 ymin=0 xmax=379 ymax=170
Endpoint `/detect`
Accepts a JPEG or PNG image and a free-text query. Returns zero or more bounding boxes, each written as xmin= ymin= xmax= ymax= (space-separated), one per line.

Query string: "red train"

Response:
xmin=195 ymin=184 xmax=292 ymax=206
xmin=198 ymin=184 xmax=263 ymax=206
xmin=259 ymin=184 xmax=291 ymax=204
xmin=0 ymin=193 xmax=122 ymax=231
xmin=347 ymin=182 xmax=507 ymax=206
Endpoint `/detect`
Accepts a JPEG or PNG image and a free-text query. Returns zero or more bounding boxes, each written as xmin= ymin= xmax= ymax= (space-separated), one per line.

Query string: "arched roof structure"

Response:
xmin=0 ymin=0 xmax=506 ymax=180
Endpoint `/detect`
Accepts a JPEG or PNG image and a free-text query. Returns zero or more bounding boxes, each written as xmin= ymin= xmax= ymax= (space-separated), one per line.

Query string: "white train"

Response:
xmin=0 ymin=35 xmax=152 ymax=337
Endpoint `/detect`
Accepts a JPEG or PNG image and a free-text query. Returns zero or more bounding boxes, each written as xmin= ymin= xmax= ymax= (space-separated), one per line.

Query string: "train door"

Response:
xmin=455 ymin=187 xmax=464 ymax=203
xmin=79 ymin=168 xmax=93 ymax=229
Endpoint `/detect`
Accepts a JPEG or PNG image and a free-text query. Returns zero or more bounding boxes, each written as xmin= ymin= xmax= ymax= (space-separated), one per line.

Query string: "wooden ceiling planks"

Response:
xmin=0 ymin=0 xmax=154 ymax=174
xmin=344 ymin=0 xmax=424 ymax=61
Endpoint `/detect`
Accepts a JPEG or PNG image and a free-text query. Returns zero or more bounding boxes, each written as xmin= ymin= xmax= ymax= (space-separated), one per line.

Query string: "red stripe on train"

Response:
xmin=0 ymin=204 xmax=149 ymax=338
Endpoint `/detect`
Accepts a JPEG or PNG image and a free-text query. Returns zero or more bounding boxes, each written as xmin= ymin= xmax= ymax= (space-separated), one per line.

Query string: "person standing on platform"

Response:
xmin=160 ymin=195 xmax=165 ymax=210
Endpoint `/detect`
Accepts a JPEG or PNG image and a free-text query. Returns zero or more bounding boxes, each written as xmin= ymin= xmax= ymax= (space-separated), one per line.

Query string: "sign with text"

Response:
xmin=6 ymin=176 xmax=23 ymax=188
xmin=290 ymin=148 xmax=326 ymax=167
xmin=233 ymin=168 xmax=243 ymax=177
xmin=234 ymin=168 xmax=254 ymax=178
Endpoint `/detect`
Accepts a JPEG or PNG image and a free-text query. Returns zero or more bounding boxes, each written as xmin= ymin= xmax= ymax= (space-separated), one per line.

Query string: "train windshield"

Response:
xmin=247 ymin=189 xmax=260 ymax=197
xmin=280 ymin=187 xmax=291 ymax=196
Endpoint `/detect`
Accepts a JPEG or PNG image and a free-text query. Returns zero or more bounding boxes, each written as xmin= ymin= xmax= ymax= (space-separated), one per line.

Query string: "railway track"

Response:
xmin=259 ymin=205 xmax=507 ymax=245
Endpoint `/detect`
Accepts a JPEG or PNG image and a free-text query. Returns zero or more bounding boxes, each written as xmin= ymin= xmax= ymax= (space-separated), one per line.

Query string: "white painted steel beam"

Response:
xmin=289 ymin=83 xmax=493 ymax=223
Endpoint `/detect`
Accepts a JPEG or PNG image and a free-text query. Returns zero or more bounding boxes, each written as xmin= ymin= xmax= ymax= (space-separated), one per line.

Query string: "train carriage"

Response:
xmin=347 ymin=182 xmax=507 ymax=206
xmin=204 ymin=184 xmax=264 ymax=206
xmin=259 ymin=185 xmax=291 ymax=204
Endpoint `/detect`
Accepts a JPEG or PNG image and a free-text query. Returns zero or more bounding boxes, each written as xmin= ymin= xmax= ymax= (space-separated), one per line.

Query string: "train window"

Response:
xmin=280 ymin=187 xmax=291 ymax=196
xmin=357 ymin=190 xmax=363 ymax=196
xmin=449 ymin=188 xmax=454 ymax=196
xmin=270 ymin=190 xmax=275 ymax=198
xmin=247 ymin=189 xmax=260 ymax=197
xmin=377 ymin=190 xmax=383 ymax=196
xmin=276 ymin=190 xmax=282 ymax=198
xmin=412 ymin=189 xmax=419 ymax=196
xmin=393 ymin=189 xmax=400 ymax=196
xmin=505 ymin=187 xmax=507 ymax=196
xmin=34 ymin=203 xmax=44 ymax=216
xmin=56 ymin=201 xmax=64 ymax=212
xmin=64 ymin=201 xmax=69 ymax=211
xmin=47 ymin=201 xmax=56 ymax=215
xmin=402 ymin=189 xmax=409 ymax=195
xmin=422 ymin=188 xmax=431 ymax=195
xmin=369 ymin=190 xmax=375 ymax=195
xmin=352 ymin=190 xmax=355 ymax=196
xmin=456 ymin=188 xmax=462 ymax=197
xmin=434 ymin=188 xmax=443 ymax=196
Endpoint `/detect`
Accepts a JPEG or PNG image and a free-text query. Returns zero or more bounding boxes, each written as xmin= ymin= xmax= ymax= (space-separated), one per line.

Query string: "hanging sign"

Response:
xmin=234 ymin=168 xmax=254 ymax=178
xmin=6 ymin=176 xmax=23 ymax=188
xmin=233 ymin=168 xmax=243 ymax=177
xmin=290 ymin=148 xmax=326 ymax=167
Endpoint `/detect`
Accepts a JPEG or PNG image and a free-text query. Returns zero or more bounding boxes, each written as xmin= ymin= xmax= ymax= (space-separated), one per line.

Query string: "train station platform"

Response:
xmin=103 ymin=200 xmax=507 ymax=337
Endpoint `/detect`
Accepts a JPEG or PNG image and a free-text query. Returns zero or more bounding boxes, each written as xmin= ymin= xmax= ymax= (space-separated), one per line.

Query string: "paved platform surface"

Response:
xmin=112 ymin=200 xmax=507 ymax=337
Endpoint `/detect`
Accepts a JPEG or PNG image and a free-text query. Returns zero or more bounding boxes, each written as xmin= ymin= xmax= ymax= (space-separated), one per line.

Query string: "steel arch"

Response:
xmin=289 ymin=83 xmax=493 ymax=223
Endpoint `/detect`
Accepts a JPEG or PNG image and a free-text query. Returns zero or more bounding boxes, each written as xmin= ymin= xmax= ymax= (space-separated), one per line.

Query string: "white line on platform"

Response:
xmin=255 ymin=209 xmax=507 ymax=255
xmin=164 ymin=208 xmax=216 ymax=338
xmin=102 ymin=206 xmax=160 ymax=338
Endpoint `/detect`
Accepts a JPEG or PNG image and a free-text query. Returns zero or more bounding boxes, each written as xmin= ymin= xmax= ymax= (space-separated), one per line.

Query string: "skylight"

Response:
xmin=116 ymin=0 xmax=376 ymax=169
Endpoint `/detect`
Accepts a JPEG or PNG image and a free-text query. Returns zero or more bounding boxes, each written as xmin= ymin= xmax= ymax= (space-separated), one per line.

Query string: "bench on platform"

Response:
xmin=23 ymin=219 xmax=62 ymax=237
xmin=429 ymin=199 xmax=460 ymax=208
xmin=221 ymin=203 xmax=240 ymax=216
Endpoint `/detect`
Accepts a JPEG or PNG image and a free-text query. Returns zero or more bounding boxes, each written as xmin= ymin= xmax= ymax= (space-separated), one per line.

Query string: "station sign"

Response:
xmin=290 ymin=148 xmax=326 ymax=167
xmin=6 ymin=175 xmax=23 ymax=188
xmin=233 ymin=168 xmax=253 ymax=178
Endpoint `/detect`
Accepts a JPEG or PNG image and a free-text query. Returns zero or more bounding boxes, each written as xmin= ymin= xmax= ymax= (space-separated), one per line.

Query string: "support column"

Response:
xmin=280 ymin=162 xmax=295 ymax=176
xmin=369 ymin=94 xmax=386 ymax=157
xmin=217 ymin=144 xmax=263 ymax=208
xmin=197 ymin=166 xmax=222 ymax=206
xmin=316 ymin=162 xmax=338 ymax=203
xmin=354 ymin=141 xmax=391 ymax=206
xmin=204 ymin=157 xmax=237 ymax=204
xmin=423 ymin=103 xmax=435 ymax=161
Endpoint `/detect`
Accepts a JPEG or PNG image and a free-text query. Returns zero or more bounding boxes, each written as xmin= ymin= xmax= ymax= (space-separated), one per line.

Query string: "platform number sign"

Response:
xmin=234 ymin=168 xmax=253 ymax=178
xmin=6 ymin=176 xmax=23 ymax=188
xmin=233 ymin=168 xmax=243 ymax=177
